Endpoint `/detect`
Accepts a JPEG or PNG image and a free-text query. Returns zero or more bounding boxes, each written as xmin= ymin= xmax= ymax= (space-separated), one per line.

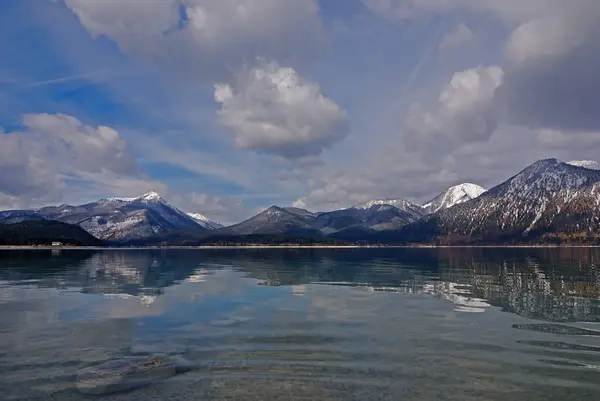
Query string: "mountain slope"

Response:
xmin=315 ymin=202 xmax=424 ymax=233
xmin=0 ymin=221 xmax=103 ymax=246
xmin=219 ymin=206 xmax=320 ymax=236
xmin=0 ymin=210 xmax=46 ymax=224
xmin=187 ymin=213 xmax=223 ymax=229
xmin=219 ymin=198 xmax=425 ymax=237
xmin=353 ymin=198 xmax=425 ymax=220
xmin=423 ymin=183 xmax=485 ymax=214
xmin=33 ymin=192 xmax=207 ymax=242
xmin=396 ymin=159 xmax=600 ymax=244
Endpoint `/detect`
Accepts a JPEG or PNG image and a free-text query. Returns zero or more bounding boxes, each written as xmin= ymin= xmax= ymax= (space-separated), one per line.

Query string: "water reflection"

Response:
xmin=2 ymin=248 xmax=600 ymax=323
xmin=3 ymin=248 xmax=600 ymax=400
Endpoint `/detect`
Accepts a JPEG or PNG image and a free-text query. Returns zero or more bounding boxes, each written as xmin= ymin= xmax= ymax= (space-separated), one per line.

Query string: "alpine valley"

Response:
xmin=2 ymin=158 xmax=600 ymax=246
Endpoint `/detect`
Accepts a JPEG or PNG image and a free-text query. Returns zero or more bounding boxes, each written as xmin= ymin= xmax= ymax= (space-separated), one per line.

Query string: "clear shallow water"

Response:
xmin=2 ymin=248 xmax=600 ymax=400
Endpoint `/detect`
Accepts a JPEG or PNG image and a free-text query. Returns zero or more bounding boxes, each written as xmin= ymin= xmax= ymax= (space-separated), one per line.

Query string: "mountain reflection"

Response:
xmin=1 ymin=248 xmax=600 ymax=322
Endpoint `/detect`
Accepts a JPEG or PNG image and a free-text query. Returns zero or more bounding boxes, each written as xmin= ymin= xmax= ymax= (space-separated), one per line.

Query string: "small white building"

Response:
xmin=51 ymin=241 xmax=63 ymax=247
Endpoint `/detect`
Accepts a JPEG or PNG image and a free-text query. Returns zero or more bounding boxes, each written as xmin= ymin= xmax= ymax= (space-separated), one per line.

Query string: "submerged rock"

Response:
xmin=75 ymin=355 xmax=177 ymax=395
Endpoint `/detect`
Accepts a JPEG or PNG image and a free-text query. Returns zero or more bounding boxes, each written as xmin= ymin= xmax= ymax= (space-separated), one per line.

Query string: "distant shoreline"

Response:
xmin=1 ymin=244 xmax=600 ymax=250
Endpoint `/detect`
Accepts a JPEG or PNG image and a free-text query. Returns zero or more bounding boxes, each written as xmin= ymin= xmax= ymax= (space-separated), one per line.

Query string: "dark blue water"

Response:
xmin=2 ymin=248 xmax=600 ymax=400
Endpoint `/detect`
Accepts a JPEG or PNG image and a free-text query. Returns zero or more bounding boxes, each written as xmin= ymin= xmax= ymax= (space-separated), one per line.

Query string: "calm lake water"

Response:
xmin=2 ymin=248 xmax=600 ymax=400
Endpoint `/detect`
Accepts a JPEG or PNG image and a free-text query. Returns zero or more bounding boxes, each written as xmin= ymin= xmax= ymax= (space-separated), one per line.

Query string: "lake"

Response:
xmin=2 ymin=248 xmax=600 ymax=400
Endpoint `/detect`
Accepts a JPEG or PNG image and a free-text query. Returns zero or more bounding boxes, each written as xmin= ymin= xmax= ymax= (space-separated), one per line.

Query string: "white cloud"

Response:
xmin=21 ymin=113 xmax=139 ymax=176
xmin=404 ymin=65 xmax=504 ymax=156
xmin=64 ymin=0 xmax=325 ymax=81
xmin=0 ymin=114 xmax=250 ymax=221
xmin=0 ymin=113 xmax=159 ymax=208
xmin=11 ymin=0 xmax=599 ymax=221
xmin=505 ymin=17 xmax=583 ymax=64
xmin=214 ymin=61 xmax=349 ymax=158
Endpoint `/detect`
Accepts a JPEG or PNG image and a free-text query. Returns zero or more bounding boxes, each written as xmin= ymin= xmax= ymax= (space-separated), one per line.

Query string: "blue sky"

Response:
xmin=2 ymin=0 xmax=600 ymax=224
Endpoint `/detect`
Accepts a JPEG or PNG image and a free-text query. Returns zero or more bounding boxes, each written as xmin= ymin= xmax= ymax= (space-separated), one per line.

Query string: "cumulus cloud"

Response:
xmin=0 ymin=113 xmax=249 ymax=221
xmin=404 ymin=65 xmax=504 ymax=157
xmin=11 ymin=0 xmax=598 ymax=220
xmin=0 ymin=113 xmax=156 ymax=207
xmin=22 ymin=113 xmax=139 ymax=175
xmin=214 ymin=61 xmax=349 ymax=158
xmin=64 ymin=0 xmax=325 ymax=80
xmin=364 ymin=0 xmax=600 ymax=136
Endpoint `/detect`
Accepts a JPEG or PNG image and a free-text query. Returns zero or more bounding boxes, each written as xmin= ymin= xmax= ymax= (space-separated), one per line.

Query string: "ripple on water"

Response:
xmin=518 ymin=341 xmax=600 ymax=352
xmin=512 ymin=324 xmax=600 ymax=336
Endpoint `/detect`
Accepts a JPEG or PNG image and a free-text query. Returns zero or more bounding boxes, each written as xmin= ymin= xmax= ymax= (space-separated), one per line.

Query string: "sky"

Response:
xmin=2 ymin=0 xmax=600 ymax=224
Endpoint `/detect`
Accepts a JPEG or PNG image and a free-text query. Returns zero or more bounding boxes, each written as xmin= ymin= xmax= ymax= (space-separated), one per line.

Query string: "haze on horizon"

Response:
xmin=2 ymin=0 xmax=599 ymax=225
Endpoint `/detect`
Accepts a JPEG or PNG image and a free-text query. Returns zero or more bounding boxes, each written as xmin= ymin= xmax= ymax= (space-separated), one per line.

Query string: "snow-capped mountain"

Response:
xmin=353 ymin=198 xmax=425 ymax=220
xmin=567 ymin=160 xmax=600 ymax=170
xmin=187 ymin=213 xmax=223 ymax=230
xmin=6 ymin=157 xmax=600 ymax=245
xmin=397 ymin=159 xmax=600 ymax=243
xmin=0 ymin=192 xmax=211 ymax=242
xmin=222 ymin=200 xmax=425 ymax=236
xmin=423 ymin=183 xmax=486 ymax=214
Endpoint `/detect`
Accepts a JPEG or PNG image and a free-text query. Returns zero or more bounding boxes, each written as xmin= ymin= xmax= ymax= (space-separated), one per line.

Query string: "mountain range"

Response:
xmin=0 ymin=192 xmax=212 ymax=242
xmin=385 ymin=158 xmax=600 ymax=245
xmin=1 ymin=158 xmax=599 ymax=245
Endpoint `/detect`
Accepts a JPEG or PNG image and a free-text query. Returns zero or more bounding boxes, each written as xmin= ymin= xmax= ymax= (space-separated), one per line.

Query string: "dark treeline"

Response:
xmin=0 ymin=221 xmax=103 ymax=246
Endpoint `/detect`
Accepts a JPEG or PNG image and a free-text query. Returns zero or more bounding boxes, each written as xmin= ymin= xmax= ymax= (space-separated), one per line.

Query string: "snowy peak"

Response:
xmin=103 ymin=191 xmax=164 ymax=204
xmin=356 ymin=199 xmax=404 ymax=209
xmin=423 ymin=183 xmax=486 ymax=214
xmin=353 ymin=198 xmax=424 ymax=214
xmin=495 ymin=158 xmax=600 ymax=198
xmin=15 ymin=191 xmax=215 ymax=242
xmin=187 ymin=212 xmax=223 ymax=230
xmin=135 ymin=191 xmax=164 ymax=203
xmin=414 ymin=158 xmax=600 ymax=242
xmin=567 ymin=160 xmax=600 ymax=170
xmin=187 ymin=212 xmax=211 ymax=222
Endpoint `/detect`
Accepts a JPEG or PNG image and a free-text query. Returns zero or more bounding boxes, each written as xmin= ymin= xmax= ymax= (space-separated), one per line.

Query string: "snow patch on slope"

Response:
xmin=423 ymin=183 xmax=486 ymax=213
xmin=187 ymin=213 xmax=223 ymax=230
xmin=354 ymin=199 xmax=422 ymax=212
xmin=138 ymin=191 xmax=163 ymax=202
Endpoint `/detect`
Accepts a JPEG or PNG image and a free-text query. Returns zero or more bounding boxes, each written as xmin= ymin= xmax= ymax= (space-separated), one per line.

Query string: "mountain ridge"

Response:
xmin=0 ymin=191 xmax=222 ymax=242
xmin=422 ymin=183 xmax=486 ymax=214
xmin=2 ymin=158 xmax=600 ymax=245
xmin=389 ymin=158 xmax=600 ymax=244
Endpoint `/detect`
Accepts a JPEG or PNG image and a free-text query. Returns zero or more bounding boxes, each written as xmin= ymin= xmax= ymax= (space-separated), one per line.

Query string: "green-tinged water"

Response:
xmin=2 ymin=248 xmax=600 ymax=400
